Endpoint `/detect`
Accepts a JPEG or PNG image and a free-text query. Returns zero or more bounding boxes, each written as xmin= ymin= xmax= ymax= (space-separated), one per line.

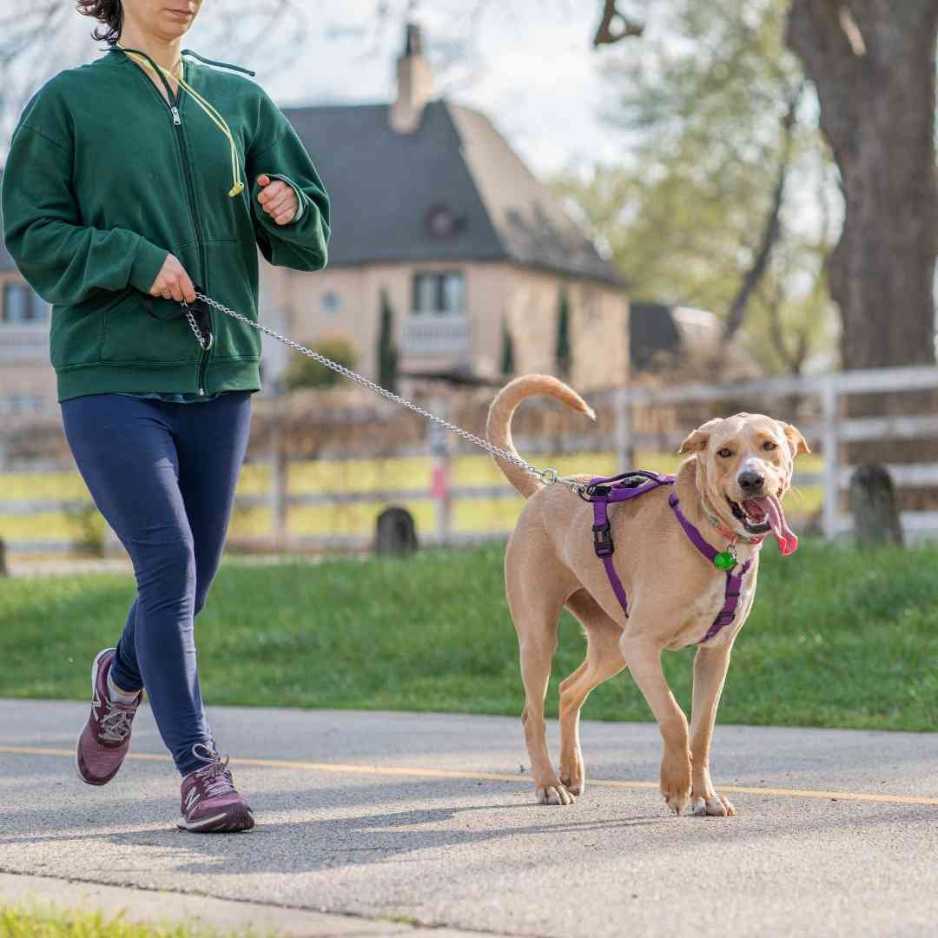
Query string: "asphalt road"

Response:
xmin=1 ymin=700 xmax=936 ymax=937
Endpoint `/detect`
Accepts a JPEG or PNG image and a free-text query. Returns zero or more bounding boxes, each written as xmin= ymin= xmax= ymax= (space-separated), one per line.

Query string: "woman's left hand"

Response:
xmin=256 ymin=174 xmax=298 ymax=225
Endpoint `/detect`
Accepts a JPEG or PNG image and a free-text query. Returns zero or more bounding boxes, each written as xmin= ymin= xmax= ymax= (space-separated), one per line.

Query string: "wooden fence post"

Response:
xmin=429 ymin=401 xmax=452 ymax=547
xmin=270 ymin=408 xmax=288 ymax=551
xmin=821 ymin=374 xmax=840 ymax=541
xmin=614 ymin=387 xmax=633 ymax=468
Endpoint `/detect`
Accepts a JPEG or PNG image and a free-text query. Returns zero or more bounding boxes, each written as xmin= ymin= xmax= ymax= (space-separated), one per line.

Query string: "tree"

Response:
xmin=555 ymin=288 xmax=571 ymax=379
xmin=283 ymin=337 xmax=357 ymax=391
xmin=591 ymin=0 xmax=938 ymax=373
xmin=500 ymin=316 xmax=515 ymax=377
xmin=377 ymin=288 xmax=399 ymax=393
xmin=786 ymin=0 xmax=938 ymax=370
xmin=556 ymin=0 xmax=836 ymax=373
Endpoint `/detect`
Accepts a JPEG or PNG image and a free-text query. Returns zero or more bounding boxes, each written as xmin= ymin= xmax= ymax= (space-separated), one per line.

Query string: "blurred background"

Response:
xmin=1 ymin=0 xmax=936 ymax=568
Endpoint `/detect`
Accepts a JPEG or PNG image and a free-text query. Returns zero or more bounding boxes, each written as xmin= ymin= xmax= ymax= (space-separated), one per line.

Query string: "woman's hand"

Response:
xmin=256 ymin=174 xmax=299 ymax=226
xmin=149 ymin=254 xmax=197 ymax=304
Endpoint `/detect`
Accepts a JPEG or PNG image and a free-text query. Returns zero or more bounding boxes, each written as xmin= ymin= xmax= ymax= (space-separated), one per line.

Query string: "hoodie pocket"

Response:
xmin=100 ymin=292 xmax=201 ymax=364
xmin=50 ymin=289 xmax=130 ymax=369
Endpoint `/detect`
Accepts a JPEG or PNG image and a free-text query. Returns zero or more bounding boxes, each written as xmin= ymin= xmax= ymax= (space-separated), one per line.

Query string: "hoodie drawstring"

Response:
xmin=114 ymin=44 xmax=246 ymax=198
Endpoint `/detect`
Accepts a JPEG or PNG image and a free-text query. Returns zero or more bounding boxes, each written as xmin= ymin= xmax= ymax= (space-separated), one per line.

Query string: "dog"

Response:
xmin=486 ymin=375 xmax=809 ymax=816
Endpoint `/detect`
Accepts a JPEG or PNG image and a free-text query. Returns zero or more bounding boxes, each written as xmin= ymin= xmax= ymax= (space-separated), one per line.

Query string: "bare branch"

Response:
xmin=722 ymin=81 xmax=805 ymax=342
xmin=593 ymin=0 xmax=644 ymax=48
xmin=836 ymin=2 xmax=867 ymax=56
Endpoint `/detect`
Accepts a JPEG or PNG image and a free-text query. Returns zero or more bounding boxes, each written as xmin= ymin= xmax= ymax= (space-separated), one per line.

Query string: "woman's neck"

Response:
xmin=118 ymin=26 xmax=182 ymax=74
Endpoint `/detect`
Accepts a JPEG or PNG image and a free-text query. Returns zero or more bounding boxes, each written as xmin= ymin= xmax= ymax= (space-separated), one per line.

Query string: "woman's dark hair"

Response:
xmin=75 ymin=0 xmax=123 ymax=44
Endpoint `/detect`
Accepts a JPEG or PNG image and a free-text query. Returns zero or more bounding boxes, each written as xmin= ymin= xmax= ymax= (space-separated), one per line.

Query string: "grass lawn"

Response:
xmin=0 ymin=539 xmax=935 ymax=731
xmin=0 ymin=907 xmax=237 ymax=938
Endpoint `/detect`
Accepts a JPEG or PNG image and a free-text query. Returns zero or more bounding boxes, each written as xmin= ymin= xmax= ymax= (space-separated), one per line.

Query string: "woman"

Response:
xmin=1 ymin=0 xmax=329 ymax=833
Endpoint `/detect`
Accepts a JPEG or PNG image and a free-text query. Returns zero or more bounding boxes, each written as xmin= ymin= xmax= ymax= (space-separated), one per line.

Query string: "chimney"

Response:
xmin=390 ymin=22 xmax=434 ymax=134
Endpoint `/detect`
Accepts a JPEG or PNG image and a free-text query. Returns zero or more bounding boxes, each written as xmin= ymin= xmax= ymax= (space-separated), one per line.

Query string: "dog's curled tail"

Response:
xmin=486 ymin=374 xmax=596 ymax=498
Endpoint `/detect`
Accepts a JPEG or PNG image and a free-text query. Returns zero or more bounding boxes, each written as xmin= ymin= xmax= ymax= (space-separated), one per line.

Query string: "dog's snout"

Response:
xmin=738 ymin=470 xmax=765 ymax=493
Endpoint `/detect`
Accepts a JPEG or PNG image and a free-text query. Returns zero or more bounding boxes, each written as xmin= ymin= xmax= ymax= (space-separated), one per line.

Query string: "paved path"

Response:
xmin=1 ymin=700 xmax=936 ymax=937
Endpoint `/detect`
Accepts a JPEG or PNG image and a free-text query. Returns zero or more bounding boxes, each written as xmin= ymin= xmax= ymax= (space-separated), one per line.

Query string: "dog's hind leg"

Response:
xmin=558 ymin=591 xmax=625 ymax=798
xmin=507 ymin=536 xmax=575 ymax=806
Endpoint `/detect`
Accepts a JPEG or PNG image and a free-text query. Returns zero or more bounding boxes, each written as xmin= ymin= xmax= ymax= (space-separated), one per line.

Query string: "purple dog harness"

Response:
xmin=583 ymin=471 xmax=754 ymax=643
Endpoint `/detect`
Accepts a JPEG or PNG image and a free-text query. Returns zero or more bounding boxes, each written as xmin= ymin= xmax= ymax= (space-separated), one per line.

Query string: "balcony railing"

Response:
xmin=401 ymin=314 xmax=470 ymax=360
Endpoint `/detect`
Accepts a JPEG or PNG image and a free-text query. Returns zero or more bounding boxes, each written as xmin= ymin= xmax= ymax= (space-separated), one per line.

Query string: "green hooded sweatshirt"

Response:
xmin=1 ymin=47 xmax=330 ymax=402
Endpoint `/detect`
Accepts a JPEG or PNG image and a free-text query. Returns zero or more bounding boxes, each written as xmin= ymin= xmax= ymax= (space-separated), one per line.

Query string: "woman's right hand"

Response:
xmin=149 ymin=254 xmax=197 ymax=304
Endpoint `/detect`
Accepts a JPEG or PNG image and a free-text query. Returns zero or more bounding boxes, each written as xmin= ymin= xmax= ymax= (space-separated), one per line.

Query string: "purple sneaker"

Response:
xmin=76 ymin=648 xmax=141 ymax=786
xmin=178 ymin=744 xmax=255 ymax=833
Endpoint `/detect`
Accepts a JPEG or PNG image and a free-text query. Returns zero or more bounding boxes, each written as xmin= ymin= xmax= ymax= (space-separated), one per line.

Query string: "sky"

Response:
xmin=2 ymin=0 xmax=632 ymax=179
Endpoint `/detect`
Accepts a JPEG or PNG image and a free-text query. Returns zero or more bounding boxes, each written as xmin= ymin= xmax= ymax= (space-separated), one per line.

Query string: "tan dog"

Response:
xmin=487 ymin=375 xmax=809 ymax=816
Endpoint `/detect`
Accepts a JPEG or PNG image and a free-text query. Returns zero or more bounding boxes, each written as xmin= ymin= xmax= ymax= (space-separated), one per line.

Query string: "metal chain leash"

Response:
xmin=184 ymin=293 xmax=586 ymax=495
xmin=184 ymin=307 xmax=212 ymax=351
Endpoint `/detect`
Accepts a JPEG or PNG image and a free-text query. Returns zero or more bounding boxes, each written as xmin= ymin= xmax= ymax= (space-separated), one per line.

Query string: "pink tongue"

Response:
xmin=763 ymin=494 xmax=798 ymax=555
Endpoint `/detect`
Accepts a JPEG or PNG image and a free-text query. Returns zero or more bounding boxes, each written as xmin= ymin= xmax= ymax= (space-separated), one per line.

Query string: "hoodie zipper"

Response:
xmin=169 ymin=94 xmax=213 ymax=397
xmin=127 ymin=56 xmax=213 ymax=395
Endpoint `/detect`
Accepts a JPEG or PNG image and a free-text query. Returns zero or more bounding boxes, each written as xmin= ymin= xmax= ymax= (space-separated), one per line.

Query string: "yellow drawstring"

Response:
xmin=119 ymin=45 xmax=245 ymax=198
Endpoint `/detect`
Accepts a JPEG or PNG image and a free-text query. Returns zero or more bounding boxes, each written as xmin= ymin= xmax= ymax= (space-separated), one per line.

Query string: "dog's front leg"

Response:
xmin=689 ymin=642 xmax=736 ymax=817
xmin=620 ymin=634 xmax=691 ymax=815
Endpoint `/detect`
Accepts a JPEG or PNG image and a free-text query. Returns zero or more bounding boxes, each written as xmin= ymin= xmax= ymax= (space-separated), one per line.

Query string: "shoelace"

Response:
xmin=186 ymin=743 xmax=237 ymax=808
xmin=98 ymin=705 xmax=135 ymax=743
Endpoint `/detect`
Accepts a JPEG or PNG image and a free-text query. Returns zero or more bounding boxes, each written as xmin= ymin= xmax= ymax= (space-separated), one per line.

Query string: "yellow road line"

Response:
xmin=2 ymin=744 xmax=936 ymax=807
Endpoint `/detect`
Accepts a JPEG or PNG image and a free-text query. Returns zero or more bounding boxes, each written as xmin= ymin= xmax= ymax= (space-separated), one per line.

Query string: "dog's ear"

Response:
xmin=781 ymin=422 xmax=810 ymax=457
xmin=678 ymin=419 xmax=721 ymax=455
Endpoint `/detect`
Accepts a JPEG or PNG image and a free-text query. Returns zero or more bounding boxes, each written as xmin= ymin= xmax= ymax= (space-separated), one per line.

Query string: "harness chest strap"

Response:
xmin=588 ymin=473 xmax=753 ymax=644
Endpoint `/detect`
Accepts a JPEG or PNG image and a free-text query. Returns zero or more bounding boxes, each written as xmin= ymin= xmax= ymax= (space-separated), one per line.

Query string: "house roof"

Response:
xmin=0 ymin=102 xmax=624 ymax=287
xmin=283 ymin=100 xmax=623 ymax=286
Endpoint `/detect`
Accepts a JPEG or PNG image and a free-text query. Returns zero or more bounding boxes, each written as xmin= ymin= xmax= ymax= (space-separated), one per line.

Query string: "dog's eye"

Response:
xmin=717 ymin=448 xmax=733 ymax=458
xmin=762 ymin=441 xmax=778 ymax=452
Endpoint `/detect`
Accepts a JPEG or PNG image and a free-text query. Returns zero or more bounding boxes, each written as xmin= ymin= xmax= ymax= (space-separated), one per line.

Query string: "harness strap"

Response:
xmin=588 ymin=473 xmax=753 ymax=643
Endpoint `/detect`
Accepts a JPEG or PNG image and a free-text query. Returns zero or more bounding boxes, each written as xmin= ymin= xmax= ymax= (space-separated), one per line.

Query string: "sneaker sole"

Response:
xmin=74 ymin=648 xmax=119 ymax=787
xmin=177 ymin=805 xmax=255 ymax=833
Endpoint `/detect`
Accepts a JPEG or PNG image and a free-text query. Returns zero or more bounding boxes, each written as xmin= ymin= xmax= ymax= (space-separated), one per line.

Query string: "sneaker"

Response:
xmin=178 ymin=743 xmax=255 ymax=833
xmin=76 ymin=648 xmax=142 ymax=786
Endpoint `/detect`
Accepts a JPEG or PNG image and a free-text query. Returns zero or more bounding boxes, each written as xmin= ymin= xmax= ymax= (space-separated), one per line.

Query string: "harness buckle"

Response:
xmin=592 ymin=522 xmax=614 ymax=557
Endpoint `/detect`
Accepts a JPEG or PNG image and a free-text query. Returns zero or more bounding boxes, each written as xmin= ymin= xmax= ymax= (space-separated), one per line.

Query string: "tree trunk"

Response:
xmin=786 ymin=0 xmax=938 ymax=371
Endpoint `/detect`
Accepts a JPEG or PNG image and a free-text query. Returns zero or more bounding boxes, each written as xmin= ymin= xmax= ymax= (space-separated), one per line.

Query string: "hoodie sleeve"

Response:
xmin=246 ymin=90 xmax=330 ymax=272
xmin=1 ymin=88 xmax=168 ymax=306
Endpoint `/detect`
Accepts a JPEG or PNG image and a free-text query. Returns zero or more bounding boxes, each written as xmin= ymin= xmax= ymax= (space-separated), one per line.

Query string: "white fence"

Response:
xmin=1 ymin=363 xmax=937 ymax=555
xmin=609 ymin=363 xmax=938 ymax=541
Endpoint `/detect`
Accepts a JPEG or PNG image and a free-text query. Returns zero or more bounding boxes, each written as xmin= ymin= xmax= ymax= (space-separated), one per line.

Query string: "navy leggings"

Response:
xmin=61 ymin=392 xmax=252 ymax=777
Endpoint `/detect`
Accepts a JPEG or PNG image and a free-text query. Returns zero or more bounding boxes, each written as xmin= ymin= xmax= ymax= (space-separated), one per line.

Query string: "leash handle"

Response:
xmin=187 ymin=293 xmax=585 ymax=495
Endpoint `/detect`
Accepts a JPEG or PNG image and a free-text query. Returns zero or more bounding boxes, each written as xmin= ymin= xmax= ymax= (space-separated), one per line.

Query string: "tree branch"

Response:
xmin=722 ymin=82 xmax=804 ymax=342
xmin=593 ymin=0 xmax=644 ymax=47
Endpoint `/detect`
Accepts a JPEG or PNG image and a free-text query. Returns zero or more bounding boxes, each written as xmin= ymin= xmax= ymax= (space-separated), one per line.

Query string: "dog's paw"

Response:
xmin=559 ymin=750 xmax=585 ymax=797
xmin=536 ymin=783 xmax=575 ymax=806
xmin=660 ymin=751 xmax=691 ymax=815
xmin=690 ymin=793 xmax=736 ymax=817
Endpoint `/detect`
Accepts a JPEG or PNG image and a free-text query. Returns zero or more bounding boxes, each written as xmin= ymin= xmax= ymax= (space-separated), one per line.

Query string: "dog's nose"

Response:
xmin=738 ymin=470 xmax=765 ymax=493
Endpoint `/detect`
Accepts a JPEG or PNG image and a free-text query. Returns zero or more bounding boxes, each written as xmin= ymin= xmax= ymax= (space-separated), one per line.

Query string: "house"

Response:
xmin=260 ymin=22 xmax=628 ymax=393
xmin=0 ymin=22 xmax=629 ymax=417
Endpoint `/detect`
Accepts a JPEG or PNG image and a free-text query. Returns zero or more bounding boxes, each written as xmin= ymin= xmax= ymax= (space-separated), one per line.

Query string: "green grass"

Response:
xmin=1 ymin=540 xmax=936 ymax=731
xmin=0 ymin=907 xmax=247 ymax=938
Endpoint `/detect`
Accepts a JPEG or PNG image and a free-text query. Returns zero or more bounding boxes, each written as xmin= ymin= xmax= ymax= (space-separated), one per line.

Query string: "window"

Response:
xmin=2 ymin=282 xmax=48 ymax=324
xmin=321 ymin=290 xmax=342 ymax=315
xmin=412 ymin=272 xmax=465 ymax=316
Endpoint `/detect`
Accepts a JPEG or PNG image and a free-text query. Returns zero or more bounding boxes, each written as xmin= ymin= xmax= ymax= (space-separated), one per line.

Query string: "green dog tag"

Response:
xmin=713 ymin=551 xmax=736 ymax=571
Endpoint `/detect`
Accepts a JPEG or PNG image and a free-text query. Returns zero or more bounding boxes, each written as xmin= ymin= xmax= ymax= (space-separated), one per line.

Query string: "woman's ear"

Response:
xmin=781 ymin=422 xmax=810 ymax=457
xmin=678 ymin=419 xmax=721 ymax=455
